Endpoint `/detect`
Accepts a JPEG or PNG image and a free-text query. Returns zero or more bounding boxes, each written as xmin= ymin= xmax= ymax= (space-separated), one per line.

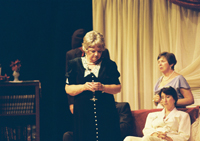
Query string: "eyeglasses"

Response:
xmin=87 ymin=50 xmax=103 ymax=54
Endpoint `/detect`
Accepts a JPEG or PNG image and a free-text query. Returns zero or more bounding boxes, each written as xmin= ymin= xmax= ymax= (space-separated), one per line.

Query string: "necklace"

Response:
xmin=163 ymin=71 xmax=175 ymax=81
xmin=87 ymin=62 xmax=97 ymax=71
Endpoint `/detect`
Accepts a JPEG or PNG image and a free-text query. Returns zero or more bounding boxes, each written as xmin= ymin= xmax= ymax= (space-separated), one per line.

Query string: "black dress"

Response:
xmin=66 ymin=57 xmax=121 ymax=141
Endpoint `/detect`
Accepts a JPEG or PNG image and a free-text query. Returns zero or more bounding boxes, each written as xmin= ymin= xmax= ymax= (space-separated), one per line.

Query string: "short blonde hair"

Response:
xmin=82 ymin=31 xmax=106 ymax=52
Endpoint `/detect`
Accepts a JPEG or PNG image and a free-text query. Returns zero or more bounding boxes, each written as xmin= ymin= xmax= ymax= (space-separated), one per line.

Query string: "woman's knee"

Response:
xmin=124 ymin=136 xmax=134 ymax=141
xmin=124 ymin=136 xmax=142 ymax=141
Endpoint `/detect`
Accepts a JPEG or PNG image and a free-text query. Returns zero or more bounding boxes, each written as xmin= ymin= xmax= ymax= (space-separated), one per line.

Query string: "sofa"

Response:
xmin=129 ymin=106 xmax=200 ymax=141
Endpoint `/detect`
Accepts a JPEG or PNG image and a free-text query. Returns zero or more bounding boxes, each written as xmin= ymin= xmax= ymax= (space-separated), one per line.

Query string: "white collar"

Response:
xmin=81 ymin=57 xmax=101 ymax=78
xmin=161 ymin=107 xmax=177 ymax=122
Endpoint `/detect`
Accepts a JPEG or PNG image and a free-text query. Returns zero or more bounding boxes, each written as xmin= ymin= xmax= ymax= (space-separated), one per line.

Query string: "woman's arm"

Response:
xmin=65 ymin=82 xmax=95 ymax=96
xmin=153 ymin=88 xmax=194 ymax=107
xmin=142 ymin=113 xmax=157 ymax=136
xmin=153 ymin=94 xmax=161 ymax=106
xmin=103 ymin=84 xmax=121 ymax=94
xmin=176 ymin=88 xmax=194 ymax=107
xmin=92 ymin=82 xmax=121 ymax=94
xmin=65 ymin=84 xmax=85 ymax=96
xmin=65 ymin=82 xmax=121 ymax=96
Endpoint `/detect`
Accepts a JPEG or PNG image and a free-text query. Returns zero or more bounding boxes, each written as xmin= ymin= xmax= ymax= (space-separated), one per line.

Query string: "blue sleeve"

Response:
xmin=154 ymin=76 xmax=163 ymax=94
xmin=178 ymin=75 xmax=190 ymax=89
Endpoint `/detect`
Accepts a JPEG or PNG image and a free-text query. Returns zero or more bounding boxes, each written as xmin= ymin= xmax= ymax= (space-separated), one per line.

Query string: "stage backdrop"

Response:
xmin=92 ymin=0 xmax=200 ymax=110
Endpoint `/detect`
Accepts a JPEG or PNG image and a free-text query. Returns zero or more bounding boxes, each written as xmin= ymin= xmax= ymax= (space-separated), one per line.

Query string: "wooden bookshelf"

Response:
xmin=0 ymin=80 xmax=41 ymax=141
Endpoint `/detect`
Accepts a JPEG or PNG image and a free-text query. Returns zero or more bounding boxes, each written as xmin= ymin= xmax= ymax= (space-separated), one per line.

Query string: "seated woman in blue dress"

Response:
xmin=153 ymin=52 xmax=194 ymax=108
xmin=124 ymin=86 xmax=191 ymax=141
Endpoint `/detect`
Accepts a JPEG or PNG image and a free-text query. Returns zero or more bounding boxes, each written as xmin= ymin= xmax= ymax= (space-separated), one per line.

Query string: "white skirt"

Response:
xmin=124 ymin=136 xmax=167 ymax=141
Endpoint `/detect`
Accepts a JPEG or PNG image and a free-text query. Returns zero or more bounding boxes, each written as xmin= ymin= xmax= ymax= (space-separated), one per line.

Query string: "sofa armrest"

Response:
xmin=131 ymin=108 xmax=162 ymax=137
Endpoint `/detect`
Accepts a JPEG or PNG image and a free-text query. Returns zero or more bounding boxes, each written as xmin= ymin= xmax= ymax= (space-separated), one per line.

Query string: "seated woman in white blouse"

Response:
xmin=124 ymin=86 xmax=191 ymax=141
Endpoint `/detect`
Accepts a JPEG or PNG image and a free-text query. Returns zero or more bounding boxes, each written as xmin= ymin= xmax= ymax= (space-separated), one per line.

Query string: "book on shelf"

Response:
xmin=0 ymin=94 xmax=35 ymax=115
xmin=31 ymin=125 xmax=36 ymax=141
xmin=0 ymin=124 xmax=36 ymax=141
xmin=27 ymin=125 xmax=31 ymax=141
xmin=13 ymin=128 xmax=17 ymax=141
xmin=5 ymin=126 xmax=9 ymax=141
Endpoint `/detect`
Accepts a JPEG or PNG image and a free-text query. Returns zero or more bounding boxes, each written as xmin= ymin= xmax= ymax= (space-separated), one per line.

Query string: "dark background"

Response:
xmin=0 ymin=0 xmax=93 ymax=140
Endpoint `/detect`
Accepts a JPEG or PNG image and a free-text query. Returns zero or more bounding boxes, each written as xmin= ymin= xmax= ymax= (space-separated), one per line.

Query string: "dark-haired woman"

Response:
xmin=153 ymin=52 xmax=194 ymax=108
xmin=124 ymin=86 xmax=191 ymax=141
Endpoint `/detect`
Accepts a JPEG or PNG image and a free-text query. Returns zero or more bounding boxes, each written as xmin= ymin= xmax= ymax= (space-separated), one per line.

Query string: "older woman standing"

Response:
xmin=65 ymin=31 xmax=121 ymax=141
xmin=153 ymin=52 xmax=194 ymax=108
xmin=124 ymin=86 xmax=191 ymax=141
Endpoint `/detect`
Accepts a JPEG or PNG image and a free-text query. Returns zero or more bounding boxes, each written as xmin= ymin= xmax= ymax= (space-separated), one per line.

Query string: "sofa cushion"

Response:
xmin=131 ymin=106 xmax=199 ymax=137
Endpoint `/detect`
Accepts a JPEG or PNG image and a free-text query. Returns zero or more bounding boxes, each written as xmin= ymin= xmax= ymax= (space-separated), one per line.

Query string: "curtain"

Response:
xmin=92 ymin=0 xmax=200 ymax=110
xmin=169 ymin=0 xmax=200 ymax=10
